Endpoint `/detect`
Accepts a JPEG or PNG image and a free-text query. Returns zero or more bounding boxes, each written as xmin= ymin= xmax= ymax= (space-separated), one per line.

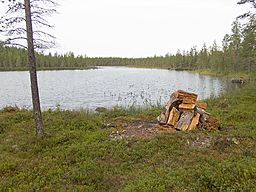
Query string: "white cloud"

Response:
xmin=0 ymin=0 xmax=250 ymax=57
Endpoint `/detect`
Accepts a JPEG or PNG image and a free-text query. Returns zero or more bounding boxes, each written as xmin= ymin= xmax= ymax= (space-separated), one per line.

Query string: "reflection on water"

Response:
xmin=0 ymin=66 xmax=239 ymax=110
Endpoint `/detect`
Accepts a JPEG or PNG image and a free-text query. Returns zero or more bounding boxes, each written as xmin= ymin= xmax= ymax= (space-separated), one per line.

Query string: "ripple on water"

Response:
xmin=0 ymin=67 xmax=237 ymax=110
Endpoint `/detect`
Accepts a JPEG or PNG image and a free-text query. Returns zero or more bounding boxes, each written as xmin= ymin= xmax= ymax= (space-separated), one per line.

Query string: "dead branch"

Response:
xmin=3 ymin=41 xmax=27 ymax=49
xmin=33 ymin=30 xmax=55 ymax=39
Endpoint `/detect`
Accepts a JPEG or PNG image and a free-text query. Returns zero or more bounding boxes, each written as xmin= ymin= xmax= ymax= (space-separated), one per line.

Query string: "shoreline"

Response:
xmin=0 ymin=66 xmax=97 ymax=72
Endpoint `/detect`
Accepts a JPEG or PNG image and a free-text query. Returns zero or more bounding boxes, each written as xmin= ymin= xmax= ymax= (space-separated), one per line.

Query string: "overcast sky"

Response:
xmin=0 ymin=0 xmax=250 ymax=57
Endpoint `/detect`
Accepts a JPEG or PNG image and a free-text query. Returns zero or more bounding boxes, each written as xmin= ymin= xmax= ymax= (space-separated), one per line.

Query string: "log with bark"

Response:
xmin=157 ymin=90 xmax=210 ymax=131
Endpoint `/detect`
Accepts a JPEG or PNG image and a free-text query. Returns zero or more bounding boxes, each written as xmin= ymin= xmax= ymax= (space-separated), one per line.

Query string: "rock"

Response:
xmin=231 ymin=78 xmax=245 ymax=84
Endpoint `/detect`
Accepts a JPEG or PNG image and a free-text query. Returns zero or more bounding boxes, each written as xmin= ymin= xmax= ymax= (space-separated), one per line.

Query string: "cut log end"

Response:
xmin=167 ymin=107 xmax=180 ymax=126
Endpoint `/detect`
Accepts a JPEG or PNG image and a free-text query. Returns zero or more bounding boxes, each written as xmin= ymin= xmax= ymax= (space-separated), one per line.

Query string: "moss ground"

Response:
xmin=0 ymin=77 xmax=256 ymax=191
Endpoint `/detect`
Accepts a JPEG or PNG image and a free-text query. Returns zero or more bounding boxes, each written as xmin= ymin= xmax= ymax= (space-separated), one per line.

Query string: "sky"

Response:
xmin=0 ymin=0 xmax=251 ymax=57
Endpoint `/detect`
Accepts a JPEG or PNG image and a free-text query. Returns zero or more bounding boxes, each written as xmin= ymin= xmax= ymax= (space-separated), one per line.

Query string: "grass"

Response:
xmin=0 ymin=78 xmax=256 ymax=191
xmin=193 ymin=69 xmax=254 ymax=80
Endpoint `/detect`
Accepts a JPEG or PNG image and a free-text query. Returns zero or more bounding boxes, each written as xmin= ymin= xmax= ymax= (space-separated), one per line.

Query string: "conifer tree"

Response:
xmin=0 ymin=0 xmax=57 ymax=135
xmin=237 ymin=0 xmax=256 ymax=18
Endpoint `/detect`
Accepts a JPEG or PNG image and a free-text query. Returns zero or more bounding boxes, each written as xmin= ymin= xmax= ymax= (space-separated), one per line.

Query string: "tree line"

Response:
xmin=0 ymin=15 xmax=255 ymax=72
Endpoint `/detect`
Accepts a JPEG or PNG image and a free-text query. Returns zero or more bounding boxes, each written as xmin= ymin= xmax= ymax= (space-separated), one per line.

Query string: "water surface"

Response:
xmin=0 ymin=67 xmax=237 ymax=110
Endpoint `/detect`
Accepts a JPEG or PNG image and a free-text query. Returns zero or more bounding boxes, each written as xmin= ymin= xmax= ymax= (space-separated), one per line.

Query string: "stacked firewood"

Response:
xmin=157 ymin=90 xmax=209 ymax=131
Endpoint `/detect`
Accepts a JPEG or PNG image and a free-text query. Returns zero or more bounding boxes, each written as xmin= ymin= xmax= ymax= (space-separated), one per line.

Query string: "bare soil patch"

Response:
xmin=109 ymin=118 xmax=159 ymax=140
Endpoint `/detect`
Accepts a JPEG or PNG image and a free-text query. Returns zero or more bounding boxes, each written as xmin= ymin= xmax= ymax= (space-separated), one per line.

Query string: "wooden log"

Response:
xmin=157 ymin=112 xmax=168 ymax=125
xmin=179 ymin=103 xmax=195 ymax=111
xmin=196 ymin=107 xmax=210 ymax=116
xmin=157 ymin=92 xmax=182 ymax=124
xmin=176 ymin=90 xmax=198 ymax=104
xmin=196 ymin=107 xmax=210 ymax=124
xmin=175 ymin=111 xmax=194 ymax=131
xmin=187 ymin=113 xmax=200 ymax=131
xmin=167 ymin=107 xmax=180 ymax=126
xmin=200 ymin=113 xmax=209 ymax=124
xmin=196 ymin=101 xmax=207 ymax=110
xmin=157 ymin=90 xmax=199 ymax=125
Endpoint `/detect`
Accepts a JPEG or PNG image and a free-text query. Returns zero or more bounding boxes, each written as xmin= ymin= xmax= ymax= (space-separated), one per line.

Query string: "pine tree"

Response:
xmin=241 ymin=15 xmax=256 ymax=72
xmin=0 ymin=0 xmax=57 ymax=135
xmin=237 ymin=0 xmax=256 ymax=19
xmin=229 ymin=20 xmax=242 ymax=71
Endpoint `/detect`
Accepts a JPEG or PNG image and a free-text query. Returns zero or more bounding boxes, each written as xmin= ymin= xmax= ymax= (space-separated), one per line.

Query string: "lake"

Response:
xmin=0 ymin=67 xmax=238 ymax=110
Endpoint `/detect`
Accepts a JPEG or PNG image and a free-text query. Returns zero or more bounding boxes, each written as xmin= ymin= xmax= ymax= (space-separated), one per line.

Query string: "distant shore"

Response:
xmin=0 ymin=66 xmax=98 ymax=72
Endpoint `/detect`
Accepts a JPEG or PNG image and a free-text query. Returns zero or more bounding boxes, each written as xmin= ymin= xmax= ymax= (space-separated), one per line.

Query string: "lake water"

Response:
xmin=0 ymin=67 xmax=237 ymax=110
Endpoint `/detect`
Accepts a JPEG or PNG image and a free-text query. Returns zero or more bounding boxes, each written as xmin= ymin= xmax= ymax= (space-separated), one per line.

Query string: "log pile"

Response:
xmin=157 ymin=90 xmax=210 ymax=131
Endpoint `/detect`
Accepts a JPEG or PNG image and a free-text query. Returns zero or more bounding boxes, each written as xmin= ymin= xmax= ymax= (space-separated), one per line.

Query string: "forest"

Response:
xmin=0 ymin=15 xmax=255 ymax=73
